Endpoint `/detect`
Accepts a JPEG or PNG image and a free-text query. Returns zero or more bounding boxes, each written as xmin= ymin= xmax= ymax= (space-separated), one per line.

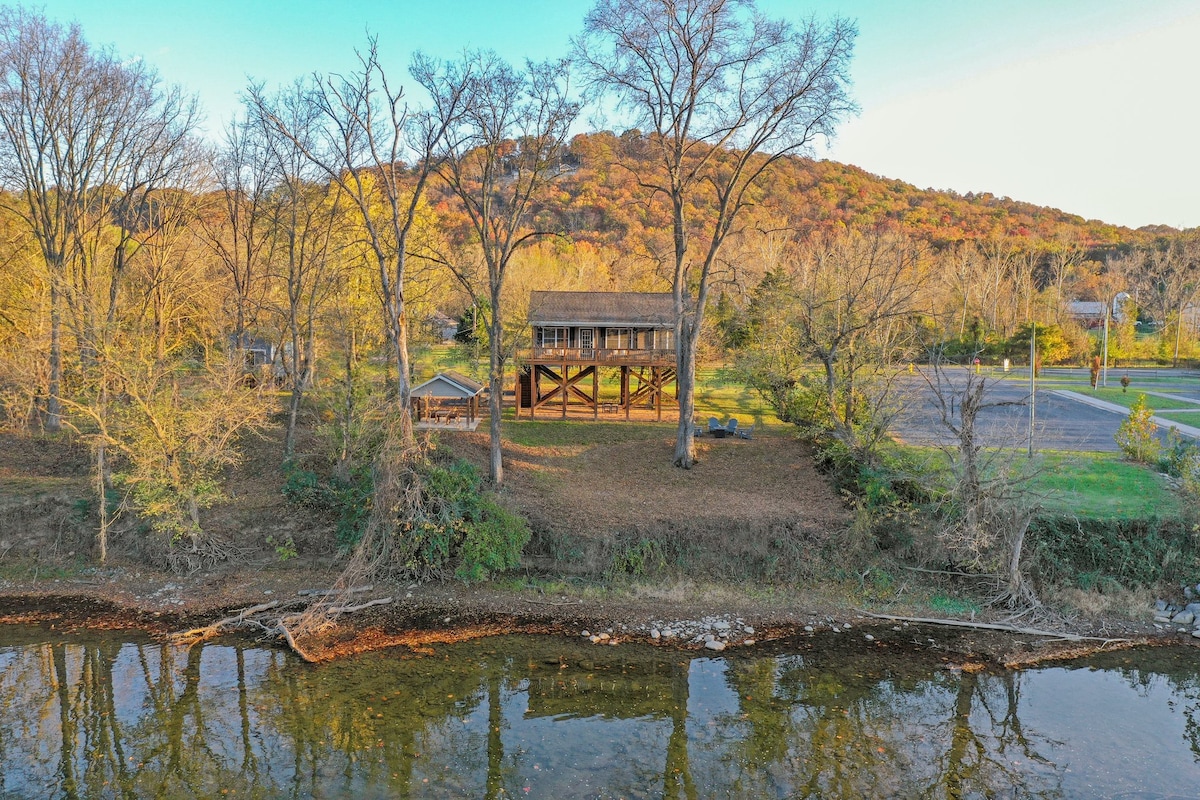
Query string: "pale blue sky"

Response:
xmin=42 ymin=0 xmax=1200 ymax=229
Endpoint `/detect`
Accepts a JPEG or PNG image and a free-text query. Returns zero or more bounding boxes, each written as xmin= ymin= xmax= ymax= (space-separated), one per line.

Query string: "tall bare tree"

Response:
xmin=792 ymin=231 xmax=925 ymax=456
xmin=249 ymin=38 xmax=469 ymax=446
xmin=202 ymin=118 xmax=274 ymax=354
xmin=575 ymin=0 xmax=856 ymax=467
xmin=416 ymin=51 xmax=578 ymax=484
xmin=252 ymin=93 xmax=343 ymax=459
xmin=1141 ymin=236 xmax=1200 ymax=367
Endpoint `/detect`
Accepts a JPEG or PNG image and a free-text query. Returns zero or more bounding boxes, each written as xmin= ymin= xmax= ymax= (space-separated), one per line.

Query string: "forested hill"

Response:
xmin=503 ymin=130 xmax=1153 ymax=249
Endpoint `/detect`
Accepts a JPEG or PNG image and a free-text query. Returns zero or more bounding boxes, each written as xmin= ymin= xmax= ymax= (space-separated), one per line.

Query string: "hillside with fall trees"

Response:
xmin=540 ymin=130 xmax=1148 ymax=250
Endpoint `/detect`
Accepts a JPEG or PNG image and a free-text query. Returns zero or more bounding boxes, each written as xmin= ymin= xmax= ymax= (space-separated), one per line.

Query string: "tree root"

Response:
xmin=169 ymin=590 xmax=394 ymax=661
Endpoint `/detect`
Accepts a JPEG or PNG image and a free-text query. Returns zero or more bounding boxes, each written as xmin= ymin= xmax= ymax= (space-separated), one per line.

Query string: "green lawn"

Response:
xmin=692 ymin=367 xmax=782 ymax=427
xmin=1029 ymin=451 xmax=1182 ymax=518
xmin=1071 ymin=388 xmax=1200 ymax=411
xmin=890 ymin=445 xmax=1182 ymax=519
xmin=1154 ymin=410 xmax=1200 ymax=426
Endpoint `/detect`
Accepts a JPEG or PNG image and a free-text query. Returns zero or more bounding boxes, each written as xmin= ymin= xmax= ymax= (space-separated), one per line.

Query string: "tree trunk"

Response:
xmin=47 ymin=281 xmax=62 ymax=432
xmin=672 ymin=319 xmax=698 ymax=468
xmin=394 ymin=298 xmax=414 ymax=446
xmin=488 ymin=292 xmax=505 ymax=485
xmin=96 ymin=439 xmax=109 ymax=564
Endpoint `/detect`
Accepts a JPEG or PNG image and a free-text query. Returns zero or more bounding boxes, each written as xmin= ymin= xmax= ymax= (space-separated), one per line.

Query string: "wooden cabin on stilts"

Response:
xmin=516 ymin=291 xmax=678 ymax=421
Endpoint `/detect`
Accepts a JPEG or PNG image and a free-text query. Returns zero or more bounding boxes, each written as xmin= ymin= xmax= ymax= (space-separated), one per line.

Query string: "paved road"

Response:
xmin=890 ymin=369 xmax=1199 ymax=452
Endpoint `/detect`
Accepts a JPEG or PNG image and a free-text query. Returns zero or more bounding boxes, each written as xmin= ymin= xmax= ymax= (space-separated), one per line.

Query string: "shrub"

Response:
xmin=1115 ymin=394 xmax=1160 ymax=464
xmin=391 ymin=457 xmax=530 ymax=583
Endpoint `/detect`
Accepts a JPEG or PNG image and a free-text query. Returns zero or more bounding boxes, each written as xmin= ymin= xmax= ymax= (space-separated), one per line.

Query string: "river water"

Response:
xmin=1 ymin=624 xmax=1198 ymax=799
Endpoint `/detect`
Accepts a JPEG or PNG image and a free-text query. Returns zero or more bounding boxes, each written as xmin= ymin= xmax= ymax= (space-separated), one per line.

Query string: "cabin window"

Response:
xmin=605 ymin=327 xmax=633 ymax=349
xmin=653 ymin=329 xmax=673 ymax=350
xmin=538 ymin=327 xmax=568 ymax=347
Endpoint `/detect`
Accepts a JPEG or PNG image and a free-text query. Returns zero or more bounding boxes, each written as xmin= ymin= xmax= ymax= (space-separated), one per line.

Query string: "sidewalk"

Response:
xmin=1052 ymin=390 xmax=1200 ymax=440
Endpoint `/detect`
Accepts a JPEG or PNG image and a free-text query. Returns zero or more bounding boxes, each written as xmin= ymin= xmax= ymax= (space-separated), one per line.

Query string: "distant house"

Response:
xmin=520 ymin=291 xmax=677 ymax=420
xmin=1067 ymin=293 xmax=1130 ymax=328
xmin=228 ymin=333 xmax=276 ymax=367
xmin=427 ymin=312 xmax=459 ymax=342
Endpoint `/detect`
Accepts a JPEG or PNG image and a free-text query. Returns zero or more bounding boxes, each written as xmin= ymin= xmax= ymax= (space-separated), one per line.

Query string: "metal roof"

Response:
xmin=528 ymin=291 xmax=675 ymax=328
xmin=411 ymin=370 xmax=485 ymax=399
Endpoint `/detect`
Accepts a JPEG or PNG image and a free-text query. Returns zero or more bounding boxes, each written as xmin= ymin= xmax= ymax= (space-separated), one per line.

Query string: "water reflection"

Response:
xmin=1 ymin=627 xmax=1199 ymax=798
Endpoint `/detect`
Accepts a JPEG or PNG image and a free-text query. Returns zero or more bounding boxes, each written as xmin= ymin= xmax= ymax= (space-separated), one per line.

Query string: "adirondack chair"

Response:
xmin=725 ymin=418 xmax=739 ymax=436
xmin=708 ymin=416 xmax=722 ymax=433
xmin=737 ymin=424 xmax=754 ymax=440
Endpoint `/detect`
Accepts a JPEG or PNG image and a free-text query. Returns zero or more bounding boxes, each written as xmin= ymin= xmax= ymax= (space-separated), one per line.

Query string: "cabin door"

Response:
xmin=579 ymin=327 xmax=594 ymax=357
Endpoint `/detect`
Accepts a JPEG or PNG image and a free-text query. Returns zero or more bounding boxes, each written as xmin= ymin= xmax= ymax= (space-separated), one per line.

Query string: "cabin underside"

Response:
xmin=516 ymin=363 xmax=678 ymax=420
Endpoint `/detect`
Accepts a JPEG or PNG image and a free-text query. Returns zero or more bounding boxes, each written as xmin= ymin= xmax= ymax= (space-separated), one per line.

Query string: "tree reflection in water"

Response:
xmin=1 ymin=627 xmax=1199 ymax=798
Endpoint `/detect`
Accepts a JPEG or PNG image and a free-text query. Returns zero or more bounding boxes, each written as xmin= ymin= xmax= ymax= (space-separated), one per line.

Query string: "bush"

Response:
xmin=1115 ymin=394 xmax=1160 ymax=464
xmin=1031 ymin=515 xmax=1200 ymax=589
xmin=393 ymin=457 xmax=530 ymax=582
xmin=285 ymin=453 xmax=530 ymax=582
xmin=282 ymin=462 xmax=373 ymax=548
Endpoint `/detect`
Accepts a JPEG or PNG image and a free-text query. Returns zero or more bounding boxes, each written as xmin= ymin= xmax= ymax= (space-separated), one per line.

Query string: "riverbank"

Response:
xmin=0 ymin=561 xmax=1184 ymax=671
xmin=0 ymin=427 xmax=1193 ymax=668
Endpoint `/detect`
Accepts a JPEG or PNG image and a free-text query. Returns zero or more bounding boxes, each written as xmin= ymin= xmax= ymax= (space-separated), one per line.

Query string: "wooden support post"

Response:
xmin=592 ymin=366 xmax=598 ymax=420
xmin=514 ymin=371 xmax=521 ymax=420
xmin=655 ymin=367 xmax=663 ymax=421
xmin=622 ymin=366 xmax=630 ymax=420
xmin=531 ymin=366 xmax=538 ymax=420
xmin=561 ymin=363 xmax=568 ymax=419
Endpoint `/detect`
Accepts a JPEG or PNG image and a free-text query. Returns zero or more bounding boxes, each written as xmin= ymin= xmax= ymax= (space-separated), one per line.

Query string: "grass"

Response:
xmin=1067 ymin=388 xmax=1200 ymax=411
xmin=0 ymin=474 xmax=87 ymax=504
xmin=692 ymin=366 xmax=782 ymax=426
xmin=889 ymin=445 xmax=1181 ymax=519
xmin=503 ymin=419 xmax=675 ymax=448
xmin=1155 ymin=411 xmax=1200 ymax=426
xmin=1029 ymin=451 xmax=1182 ymax=518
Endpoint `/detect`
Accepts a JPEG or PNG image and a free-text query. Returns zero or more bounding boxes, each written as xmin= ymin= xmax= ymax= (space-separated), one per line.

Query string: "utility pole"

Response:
xmin=1028 ymin=324 xmax=1036 ymax=458
xmin=1101 ymin=303 xmax=1110 ymax=388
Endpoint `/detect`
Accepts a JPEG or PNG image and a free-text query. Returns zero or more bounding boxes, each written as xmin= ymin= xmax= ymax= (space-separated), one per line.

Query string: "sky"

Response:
xmin=40 ymin=0 xmax=1200 ymax=230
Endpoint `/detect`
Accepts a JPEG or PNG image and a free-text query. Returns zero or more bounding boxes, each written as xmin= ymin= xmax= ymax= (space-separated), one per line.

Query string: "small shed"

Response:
xmin=411 ymin=371 xmax=485 ymax=427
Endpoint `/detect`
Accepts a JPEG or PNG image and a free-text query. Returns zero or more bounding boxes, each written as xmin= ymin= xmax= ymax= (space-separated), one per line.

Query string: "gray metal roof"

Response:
xmin=529 ymin=291 xmax=675 ymax=328
xmin=411 ymin=370 xmax=484 ymax=398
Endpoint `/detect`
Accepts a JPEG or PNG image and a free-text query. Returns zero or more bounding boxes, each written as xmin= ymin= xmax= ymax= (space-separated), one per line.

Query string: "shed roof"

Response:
xmin=529 ymin=291 xmax=674 ymax=328
xmin=411 ymin=370 xmax=485 ymax=399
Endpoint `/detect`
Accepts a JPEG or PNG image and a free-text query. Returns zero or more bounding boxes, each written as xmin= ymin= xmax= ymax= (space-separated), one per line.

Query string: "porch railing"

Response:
xmin=526 ymin=346 xmax=675 ymax=366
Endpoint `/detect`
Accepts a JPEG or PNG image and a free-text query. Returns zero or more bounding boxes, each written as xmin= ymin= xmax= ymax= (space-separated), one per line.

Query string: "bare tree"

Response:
xmin=201 ymin=118 xmax=274 ymax=354
xmin=252 ymin=92 xmax=343 ymax=459
xmin=0 ymin=7 xmax=200 ymax=431
xmin=415 ymin=51 xmax=578 ymax=484
xmin=1141 ymin=235 xmax=1200 ymax=367
xmin=793 ymin=231 xmax=926 ymax=457
xmin=920 ymin=353 xmax=1041 ymax=610
xmin=575 ymin=0 xmax=856 ymax=467
xmin=249 ymin=38 xmax=469 ymax=445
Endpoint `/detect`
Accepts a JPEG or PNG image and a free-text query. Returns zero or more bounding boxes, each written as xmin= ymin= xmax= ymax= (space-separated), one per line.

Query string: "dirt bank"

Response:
xmin=0 ymin=429 xmax=1188 ymax=666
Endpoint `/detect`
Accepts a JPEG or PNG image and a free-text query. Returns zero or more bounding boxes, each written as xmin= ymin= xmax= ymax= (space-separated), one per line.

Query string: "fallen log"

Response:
xmin=297 ymin=585 xmax=374 ymax=597
xmin=328 ymin=597 xmax=393 ymax=615
xmin=860 ymin=610 xmax=1129 ymax=644
xmin=170 ymin=600 xmax=285 ymax=646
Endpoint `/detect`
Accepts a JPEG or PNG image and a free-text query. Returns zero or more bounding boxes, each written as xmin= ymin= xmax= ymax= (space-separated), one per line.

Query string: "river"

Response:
xmin=1 ymin=624 xmax=1198 ymax=798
